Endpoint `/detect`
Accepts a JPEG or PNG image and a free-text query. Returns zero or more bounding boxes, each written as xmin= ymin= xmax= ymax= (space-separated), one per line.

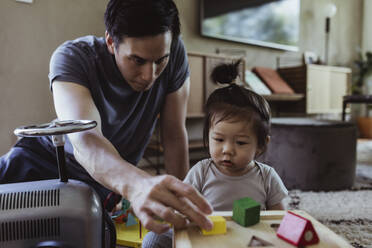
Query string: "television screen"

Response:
xmin=200 ymin=0 xmax=300 ymax=51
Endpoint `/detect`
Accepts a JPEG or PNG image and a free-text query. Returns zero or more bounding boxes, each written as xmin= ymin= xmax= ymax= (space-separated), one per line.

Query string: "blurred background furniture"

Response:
xmin=258 ymin=118 xmax=357 ymax=191
xmin=342 ymin=94 xmax=372 ymax=121
xmin=276 ymin=64 xmax=351 ymax=116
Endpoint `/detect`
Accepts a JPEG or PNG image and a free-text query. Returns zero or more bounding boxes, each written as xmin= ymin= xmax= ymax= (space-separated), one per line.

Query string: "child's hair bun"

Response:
xmin=210 ymin=60 xmax=241 ymax=85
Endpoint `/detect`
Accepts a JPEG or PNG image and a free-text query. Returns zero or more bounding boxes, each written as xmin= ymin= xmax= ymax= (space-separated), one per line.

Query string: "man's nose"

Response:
xmin=141 ymin=62 xmax=156 ymax=83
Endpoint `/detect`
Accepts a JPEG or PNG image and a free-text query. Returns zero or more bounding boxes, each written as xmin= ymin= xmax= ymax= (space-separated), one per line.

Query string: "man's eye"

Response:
xmin=213 ymin=138 xmax=223 ymax=142
xmin=155 ymin=57 xmax=168 ymax=65
xmin=132 ymin=57 xmax=145 ymax=65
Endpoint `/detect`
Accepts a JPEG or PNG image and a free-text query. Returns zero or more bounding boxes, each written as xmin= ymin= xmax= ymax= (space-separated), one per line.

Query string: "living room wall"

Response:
xmin=362 ymin=0 xmax=372 ymax=54
xmin=0 ymin=0 xmax=364 ymax=155
xmin=0 ymin=0 xmax=107 ymax=155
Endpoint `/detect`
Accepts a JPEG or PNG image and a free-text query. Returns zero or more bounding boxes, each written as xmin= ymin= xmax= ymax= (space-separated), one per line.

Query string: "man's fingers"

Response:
xmin=177 ymin=196 xmax=213 ymax=231
xmin=137 ymin=211 xmax=171 ymax=234
xmin=128 ymin=175 xmax=213 ymax=232
xmin=154 ymin=179 xmax=213 ymax=230
xmin=136 ymin=200 xmax=188 ymax=232
xmin=150 ymin=188 xmax=208 ymax=229
xmin=167 ymin=178 xmax=213 ymax=214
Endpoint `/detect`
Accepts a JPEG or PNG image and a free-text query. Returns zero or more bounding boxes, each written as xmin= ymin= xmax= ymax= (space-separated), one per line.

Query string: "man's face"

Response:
xmin=106 ymin=31 xmax=172 ymax=91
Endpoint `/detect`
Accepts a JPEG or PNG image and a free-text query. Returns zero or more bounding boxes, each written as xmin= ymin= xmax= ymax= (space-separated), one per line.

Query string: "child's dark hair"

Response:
xmin=203 ymin=60 xmax=271 ymax=155
xmin=104 ymin=0 xmax=180 ymax=47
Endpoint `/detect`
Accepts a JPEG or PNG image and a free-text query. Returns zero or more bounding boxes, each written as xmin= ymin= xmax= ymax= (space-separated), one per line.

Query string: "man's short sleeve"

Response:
xmin=166 ymin=37 xmax=190 ymax=93
xmin=48 ymin=41 xmax=91 ymax=91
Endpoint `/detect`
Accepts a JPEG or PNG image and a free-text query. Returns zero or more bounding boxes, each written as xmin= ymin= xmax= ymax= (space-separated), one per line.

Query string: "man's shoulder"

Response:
xmin=168 ymin=36 xmax=187 ymax=62
xmin=61 ymin=35 xmax=104 ymax=46
xmin=57 ymin=35 xmax=106 ymax=55
xmin=170 ymin=36 xmax=184 ymax=51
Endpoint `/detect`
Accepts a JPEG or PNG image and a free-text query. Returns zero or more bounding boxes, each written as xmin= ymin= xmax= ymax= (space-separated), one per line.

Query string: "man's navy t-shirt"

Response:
xmin=47 ymin=35 xmax=189 ymax=165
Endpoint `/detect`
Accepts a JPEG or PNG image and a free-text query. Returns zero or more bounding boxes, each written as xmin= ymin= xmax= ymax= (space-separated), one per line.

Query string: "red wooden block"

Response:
xmin=276 ymin=211 xmax=319 ymax=247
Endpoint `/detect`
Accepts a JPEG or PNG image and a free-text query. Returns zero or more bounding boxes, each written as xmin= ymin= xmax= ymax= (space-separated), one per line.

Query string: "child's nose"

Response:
xmin=222 ymin=143 xmax=234 ymax=155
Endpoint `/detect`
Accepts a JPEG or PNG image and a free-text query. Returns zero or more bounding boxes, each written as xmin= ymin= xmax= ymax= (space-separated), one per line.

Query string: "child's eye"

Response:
xmin=213 ymin=137 xmax=223 ymax=142
xmin=237 ymin=141 xmax=248 ymax=145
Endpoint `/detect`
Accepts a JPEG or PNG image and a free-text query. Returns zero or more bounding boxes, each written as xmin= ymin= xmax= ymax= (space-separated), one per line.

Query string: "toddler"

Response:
xmin=142 ymin=60 xmax=288 ymax=247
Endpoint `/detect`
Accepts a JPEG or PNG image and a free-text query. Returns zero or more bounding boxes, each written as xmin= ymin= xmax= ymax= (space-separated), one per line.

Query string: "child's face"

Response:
xmin=209 ymin=119 xmax=261 ymax=177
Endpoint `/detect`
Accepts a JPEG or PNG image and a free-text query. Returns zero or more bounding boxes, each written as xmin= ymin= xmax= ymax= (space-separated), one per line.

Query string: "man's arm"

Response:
xmin=160 ymin=77 xmax=190 ymax=180
xmin=52 ymin=81 xmax=213 ymax=233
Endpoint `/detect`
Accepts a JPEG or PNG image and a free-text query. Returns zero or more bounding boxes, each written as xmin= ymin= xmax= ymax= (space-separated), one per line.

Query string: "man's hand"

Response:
xmin=126 ymin=174 xmax=213 ymax=234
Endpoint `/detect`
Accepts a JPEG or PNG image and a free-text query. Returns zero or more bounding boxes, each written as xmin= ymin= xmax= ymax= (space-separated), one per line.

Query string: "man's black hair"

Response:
xmin=104 ymin=0 xmax=181 ymax=46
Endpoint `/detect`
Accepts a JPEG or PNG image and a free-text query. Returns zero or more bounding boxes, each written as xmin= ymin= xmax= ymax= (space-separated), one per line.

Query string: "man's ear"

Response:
xmin=105 ymin=31 xmax=115 ymax=55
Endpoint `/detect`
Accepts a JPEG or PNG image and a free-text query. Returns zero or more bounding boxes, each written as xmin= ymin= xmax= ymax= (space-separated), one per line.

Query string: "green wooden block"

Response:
xmin=232 ymin=197 xmax=260 ymax=227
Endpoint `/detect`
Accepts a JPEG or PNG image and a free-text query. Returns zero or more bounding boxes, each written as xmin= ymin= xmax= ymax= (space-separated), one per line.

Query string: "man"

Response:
xmin=0 ymin=0 xmax=213 ymax=234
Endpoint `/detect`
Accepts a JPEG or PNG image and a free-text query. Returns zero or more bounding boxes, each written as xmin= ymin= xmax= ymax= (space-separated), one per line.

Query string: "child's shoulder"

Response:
xmin=254 ymin=161 xmax=276 ymax=176
xmin=255 ymin=161 xmax=285 ymax=186
xmin=184 ymin=158 xmax=214 ymax=184
xmin=187 ymin=158 xmax=213 ymax=175
xmin=255 ymin=160 xmax=272 ymax=170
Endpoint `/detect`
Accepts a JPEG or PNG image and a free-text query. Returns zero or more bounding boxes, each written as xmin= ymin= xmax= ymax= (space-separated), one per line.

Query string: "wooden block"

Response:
xmin=115 ymin=220 xmax=148 ymax=248
xmin=201 ymin=216 xmax=226 ymax=235
xmin=276 ymin=211 xmax=319 ymax=247
xmin=232 ymin=197 xmax=260 ymax=227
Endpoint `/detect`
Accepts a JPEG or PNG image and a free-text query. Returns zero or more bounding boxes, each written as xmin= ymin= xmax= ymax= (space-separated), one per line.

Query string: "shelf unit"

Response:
xmin=277 ymin=64 xmax=351 ymax=115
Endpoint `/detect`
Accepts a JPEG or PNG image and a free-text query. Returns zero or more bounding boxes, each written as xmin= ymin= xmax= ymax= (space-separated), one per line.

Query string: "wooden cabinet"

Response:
xmin=187 ymin=52 xmax=245 ymax=117
xmin=306 ymin=65 xmax=351 ymax=114
xmin=278 ymin=64 xmax=351 ymax=115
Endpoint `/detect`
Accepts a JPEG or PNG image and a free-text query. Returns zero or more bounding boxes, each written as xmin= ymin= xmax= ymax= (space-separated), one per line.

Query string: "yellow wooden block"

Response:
xmin=201 ymin=216 xmax=226 ymax=235
xmin=115 ymin=219 xmax=149 ymax=248
xmin=115 ymin=218 xmax=171 ymax=247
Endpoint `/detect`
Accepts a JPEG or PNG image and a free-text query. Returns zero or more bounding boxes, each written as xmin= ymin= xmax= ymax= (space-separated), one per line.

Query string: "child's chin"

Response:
xmin=217 ymin=167 xmax=236 ymax=175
